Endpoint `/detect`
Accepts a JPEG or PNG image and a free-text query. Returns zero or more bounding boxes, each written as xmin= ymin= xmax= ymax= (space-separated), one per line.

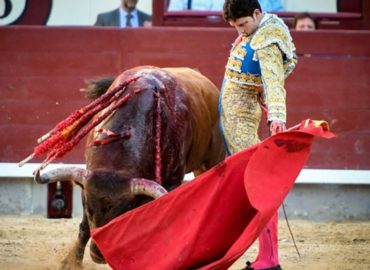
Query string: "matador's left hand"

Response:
xmin=270 ymin=121 xmax=286 ymax=135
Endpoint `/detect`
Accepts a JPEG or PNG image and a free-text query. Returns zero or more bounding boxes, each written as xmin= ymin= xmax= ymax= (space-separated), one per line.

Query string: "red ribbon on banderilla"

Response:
xmin=18 ymin=76 xmax=140 ymax=174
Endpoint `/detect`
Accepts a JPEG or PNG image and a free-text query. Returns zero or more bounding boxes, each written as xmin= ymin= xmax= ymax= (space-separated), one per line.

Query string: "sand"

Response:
xmin=0 ymin=215 xmax=369 ymax=270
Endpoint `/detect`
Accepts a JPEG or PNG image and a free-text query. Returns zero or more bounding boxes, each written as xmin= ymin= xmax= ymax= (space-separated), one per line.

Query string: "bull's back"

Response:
xmin=89 ymin=66 xmax=224 ymax=174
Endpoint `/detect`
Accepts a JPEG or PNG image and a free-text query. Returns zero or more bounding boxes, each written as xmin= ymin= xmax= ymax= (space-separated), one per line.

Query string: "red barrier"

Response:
xmin=0 ymin=26 xmax=369 ymax=169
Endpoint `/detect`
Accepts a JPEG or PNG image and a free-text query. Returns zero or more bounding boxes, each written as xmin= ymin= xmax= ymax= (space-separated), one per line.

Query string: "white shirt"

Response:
xmin=119 ymin=7 xmax=139 ymax=27
xmin=258 ymin=0 xmax=284 ymax=12
xmin=168 ymin=0 xmax=224 ymax=11
xmin=168 ymin=0 xmax=284 ymax=12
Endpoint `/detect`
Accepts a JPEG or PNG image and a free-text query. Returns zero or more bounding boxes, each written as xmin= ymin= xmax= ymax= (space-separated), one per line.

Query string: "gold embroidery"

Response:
xmin=256 ymin=44 xmax=286 ymax=122
xmin=227 ymin=57 xmax=242 ymax=71
xmin=283 ymin=53 xmax=297 ymax=78
xmin=225 ymin=69 xmax=263 ymax=86
xmin=233 ymin=46 xmax=247 ymax=58
xmin=251 ymin=15 xmax=297 ymax=76
xmin=226 ymin=42 xmax=247 ymax=71
xmin=251 ymin=25 xmax=290 ymax=51
xmin=220 ymin=80 xmax=261 ymax=153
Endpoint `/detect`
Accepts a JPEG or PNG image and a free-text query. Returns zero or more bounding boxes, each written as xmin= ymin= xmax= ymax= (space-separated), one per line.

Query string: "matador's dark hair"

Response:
xmin=223 ymin=0 xmax=262 ymax=22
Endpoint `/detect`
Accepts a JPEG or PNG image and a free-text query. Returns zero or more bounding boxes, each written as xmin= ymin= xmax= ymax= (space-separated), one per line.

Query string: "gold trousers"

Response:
xmin=219 ymin=80 xmax=262 ymax=155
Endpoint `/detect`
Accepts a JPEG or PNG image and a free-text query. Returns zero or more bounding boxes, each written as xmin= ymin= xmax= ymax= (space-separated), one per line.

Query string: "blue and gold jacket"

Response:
xmin=224 ymin=13 xmax=297 ymax=123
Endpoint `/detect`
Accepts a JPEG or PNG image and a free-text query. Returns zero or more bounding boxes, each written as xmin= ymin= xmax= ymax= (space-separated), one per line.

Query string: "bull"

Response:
xmin=34 ymin=66 xmax=225 ymax=269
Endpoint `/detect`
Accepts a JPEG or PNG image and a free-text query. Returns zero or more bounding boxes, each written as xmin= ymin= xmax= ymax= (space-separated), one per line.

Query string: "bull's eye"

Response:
xmin=133 ymin=195 xmax=154 ymax=208
xmin=100 ymin=199 xmax=114 ymax=212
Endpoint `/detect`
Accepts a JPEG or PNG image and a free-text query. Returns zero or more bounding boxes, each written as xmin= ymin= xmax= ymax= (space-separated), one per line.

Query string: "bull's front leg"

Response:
xmin=60 ymin=206 xmax=90 ymax=269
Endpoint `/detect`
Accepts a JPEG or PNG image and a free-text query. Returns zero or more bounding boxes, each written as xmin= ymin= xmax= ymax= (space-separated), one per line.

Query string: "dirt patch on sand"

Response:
xmin=0 ymin=216 xmax=369 ymax=269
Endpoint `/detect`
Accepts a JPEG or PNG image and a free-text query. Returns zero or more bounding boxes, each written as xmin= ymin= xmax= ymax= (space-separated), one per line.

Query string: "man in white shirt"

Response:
xmin=168 ymin=0 xmax=224 ymax=11
xmin=95 ymin=0 xmax=151 ymax=27
xmin=168 ymin=0 xmax=284 ymax=12
xmin=258 ymin=0 xmax=284 ymax=11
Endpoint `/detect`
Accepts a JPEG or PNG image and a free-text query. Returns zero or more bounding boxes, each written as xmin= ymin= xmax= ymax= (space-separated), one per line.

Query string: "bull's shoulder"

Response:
xmin=163 ymin=67 xmax=203 ymax=80
xmin=164 ymin=68 xmax=218 ymax=94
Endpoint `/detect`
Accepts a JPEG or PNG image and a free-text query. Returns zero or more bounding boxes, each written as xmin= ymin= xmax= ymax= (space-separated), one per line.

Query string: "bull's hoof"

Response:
xmin=59 ymin=256 xmax=83 ymax=270
xmin=90 ymin=250 xmax=107 ymax=264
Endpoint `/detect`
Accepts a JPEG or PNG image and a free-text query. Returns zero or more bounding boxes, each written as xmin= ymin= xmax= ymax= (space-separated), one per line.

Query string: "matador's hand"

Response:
xmin=270 ymin=121 xmax=286 ymax=135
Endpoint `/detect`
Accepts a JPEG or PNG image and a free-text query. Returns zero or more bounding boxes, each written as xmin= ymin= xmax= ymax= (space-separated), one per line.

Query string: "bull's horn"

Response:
xmin=130 ymin=178 xmax=167 ymax=199
xmin=34 ymin=167 xmax=89 ymax=187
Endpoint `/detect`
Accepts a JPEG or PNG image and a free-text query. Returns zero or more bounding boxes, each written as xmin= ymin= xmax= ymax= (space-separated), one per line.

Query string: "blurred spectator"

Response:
xmin=294 ymin=12 xmax=318 ymax=30
xmin=258 ymin=0 xmax=284 ymax=12
xmin=95 ymin=0 xmax=151 ymax=27
xmin=168 ymin=0 xmax=224 ymax=11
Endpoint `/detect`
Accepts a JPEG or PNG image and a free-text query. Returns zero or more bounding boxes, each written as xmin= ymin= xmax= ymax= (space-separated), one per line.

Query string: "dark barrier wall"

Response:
xmin=0 ymin=26 xmax=369 ymax=169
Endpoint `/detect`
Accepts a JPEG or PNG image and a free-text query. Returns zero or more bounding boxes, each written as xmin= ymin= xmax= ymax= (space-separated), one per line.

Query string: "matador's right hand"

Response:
xmin=270 ymin=121 xmax=286 ymax=135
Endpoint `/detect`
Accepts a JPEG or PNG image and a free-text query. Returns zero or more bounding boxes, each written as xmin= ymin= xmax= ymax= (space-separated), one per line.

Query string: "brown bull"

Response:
xmin=34 ymin=66 xmax=225 ymax=269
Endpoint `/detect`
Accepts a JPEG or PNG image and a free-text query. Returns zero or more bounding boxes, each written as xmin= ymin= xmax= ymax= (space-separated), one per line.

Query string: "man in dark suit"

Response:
xmin=94 ymin=0 xmax=152 ymax=27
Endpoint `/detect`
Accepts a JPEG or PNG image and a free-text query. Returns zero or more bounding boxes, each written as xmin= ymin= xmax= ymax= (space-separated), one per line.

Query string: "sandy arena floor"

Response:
xmin=0 ymin=215 xmax=369 ymax=270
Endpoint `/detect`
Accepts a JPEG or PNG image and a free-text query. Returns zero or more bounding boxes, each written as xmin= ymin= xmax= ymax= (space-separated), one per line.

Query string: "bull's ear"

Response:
xmin=81 ymin=76 xmax=116 ymax=100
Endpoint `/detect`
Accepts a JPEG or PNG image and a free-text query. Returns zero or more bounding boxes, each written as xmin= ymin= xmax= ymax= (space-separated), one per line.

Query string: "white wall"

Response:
xmin=0 ymin=0 xmax=27 ymax=25
xmin=284 ymin=0 xmax=336 ymax=13
xmin=1 ymin=176 xmax=370 ymax=220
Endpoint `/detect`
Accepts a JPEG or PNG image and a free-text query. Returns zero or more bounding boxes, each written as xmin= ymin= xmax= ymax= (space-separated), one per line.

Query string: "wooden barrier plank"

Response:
xmin=290 ymin=110 xmax=370 ymax=133
xmin=307 ymin=134 xmax=370 ymax=169
xmin=0 ymin=99 xmax=86 ymax=125
xmin=287 ymin=58 xmax=370 ymax=111
xmin=1 ymin=76 xmax=88 ymax=101
xmin=126 ymin=27 xmax=233 ymax=53
xmin=0 ymin=125 xmax=86 ymax=163
xmin=0 ymin=27 xmax=369 ymax=169
xmin=293 ymin=30 xmax=370 ymax=56
xmin=0 ymin=27 xmax=123 ymax=52
xmin=0 ymin=52 xmax=120 ymax=76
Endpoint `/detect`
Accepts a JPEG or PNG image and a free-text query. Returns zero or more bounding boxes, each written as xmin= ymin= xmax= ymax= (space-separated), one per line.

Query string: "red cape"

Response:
xmin=91 ymin=120 xmax=334 ymax=270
